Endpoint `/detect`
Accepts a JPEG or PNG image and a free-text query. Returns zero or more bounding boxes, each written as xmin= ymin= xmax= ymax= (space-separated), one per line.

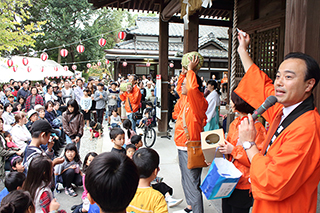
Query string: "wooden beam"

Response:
xmin=284 ymin=0 xmax=320 ymax=113
xmin=169 ymin=15 xmax=232 ymax=27
xmin=158 ymin=3 xmax=169 ymax=133
xmin=184 ymin=12 xmax=199 ymax=53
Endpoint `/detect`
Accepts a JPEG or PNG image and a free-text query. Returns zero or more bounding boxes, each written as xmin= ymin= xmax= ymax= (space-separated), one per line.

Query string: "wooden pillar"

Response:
xmin=158 ymin=5 xmax=169 ymax=134
xmin=284 ymin=0 xmax=320 ymax=113
xmin=183 ymin=12 xmax=199 ymax=53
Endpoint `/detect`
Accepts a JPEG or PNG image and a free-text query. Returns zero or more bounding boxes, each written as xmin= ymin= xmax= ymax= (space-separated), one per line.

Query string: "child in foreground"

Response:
xmin=109 ymin=127 xmax=126 ymax=155
xmin=131 ymin=135 xmax=143 ymax=149
xmin=128 ymin=148 xmax=168 ymax=213
xmin=85 ymin=152 xmax=139 ymax=213
xmin=89 ymin=120 xmax=103 ymax=140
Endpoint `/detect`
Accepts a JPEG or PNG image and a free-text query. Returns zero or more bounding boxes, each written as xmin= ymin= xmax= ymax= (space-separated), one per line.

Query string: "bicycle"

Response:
xmin=142 ymin=118 xmax=156 ymax=148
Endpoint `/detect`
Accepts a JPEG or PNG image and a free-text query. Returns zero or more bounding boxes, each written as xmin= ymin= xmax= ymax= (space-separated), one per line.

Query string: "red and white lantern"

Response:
xmin=12 ymin=66 xmax=17 ymax=72
xmin=97 ymin=61 xmax=101 ymax=66
xmin=99 ymin=38 xmax=106 ymax=47
xmin=146 ymin=62 xmax=151 ymax=67
xmin=7 ymin=59 xmax=13 ymax=67
xmin=122 ymin=61 xmax=127 ymax=67
xmin=54 ymin=67 xmax=58 ymax=71
xmin=87 ymin=63 xmax=91 ymax=68
xmin=169 ymin=63 xmax=174 ymax=68
xmin=22 ymin=58 xmax=29 ymax=66
xmin=118 ymin=31 xmax=126 ymax=40
xmin=64 ymin=65 xmax=68 ymax=71
xmin=105 ymin=59 xmax=110 ymax=64
xmin=60 ymin=49 xmax=68 ymax=57
xmin=72 ymin=65 xmax=77 ymax=71
xmin=40 ymin=52 xmax=48 ymax=61
xmin=56 ymin=76 xmax=59 ymax=79
xmin=41 ymin=66 xmax=44 ymax=72
xmin=76 ymin=44 xmax=85 ymax=53
xmin=27 ymin=66 xmax=32 ymax=72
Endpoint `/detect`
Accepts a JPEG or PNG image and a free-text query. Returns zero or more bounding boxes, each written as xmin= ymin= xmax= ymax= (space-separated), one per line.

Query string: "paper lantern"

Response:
xmin=27 ymin=66 xmax=32 ymax=72
xmin=60 ymin=49 xmax=68 ymax=57
xmin=40 ymin=52 xmax=48 ymax=61
xmin=169 ymin=63 xmax=174 ymax=68
xmin=7 ymin=59 xmax=13 ymax=67
xmin=64 ymin=65 xmax=68 ymax=71
xmin=105 ymin=59 xmax=110 ymax=64
xmin=12 ymin=66 xmax=17 ymax=72
xmin=72 ymin=65 xmax=77 ymax=71
xmin=122 ymin=61 xmax=127 ymax=67
xmin=87 ymin=63 xmax=91 ymax=68
xmin=54 ymin=67 xmax=58 ymax=71
xmin=97 ymin=61 xmax=101 ymax=66
xmin=76 ymin=44 xmax=85 ymax=53
xmin=22 ymin=58 xmax=29 ymax=66
xmin=118 ymin=31 xmax=126 ymax=40
xmin=56 ymin=76 xmax=59 ymax=79
xmin=99 ymin=38 xmax=106 ymax=47
xmin=146 ymin=62 xmax=151 ymax=67
xmin=41 ymin=66 xmax=44 ymax=72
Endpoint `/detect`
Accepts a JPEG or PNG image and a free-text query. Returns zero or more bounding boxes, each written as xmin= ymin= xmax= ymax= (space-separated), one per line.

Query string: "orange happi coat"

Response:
xmin=173 ymin=70 xmax=208 ymax=147
xmin=226 ymin=116 xmax=266 ymax=190
xmin=120 ymin=85 xmax=142 ymax=113
xmin=235 ymin=63 xmax=320 ymax=213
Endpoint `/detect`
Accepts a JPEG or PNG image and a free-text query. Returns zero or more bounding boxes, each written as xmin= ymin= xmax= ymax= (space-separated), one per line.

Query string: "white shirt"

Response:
xmin=205 ymin=90 xmax=220 ymax=123
xmin=280 ymin=101 xmax=303 ymax=124
xmin=45 ymin=92 xmax=57 ymax=103
xmin=11 ymin=124 xmax=32 ymax=152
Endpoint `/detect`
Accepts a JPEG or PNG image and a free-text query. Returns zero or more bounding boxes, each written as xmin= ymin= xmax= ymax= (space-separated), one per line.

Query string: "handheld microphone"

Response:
xmin=252 ymin=96 xmax=278 ymax=120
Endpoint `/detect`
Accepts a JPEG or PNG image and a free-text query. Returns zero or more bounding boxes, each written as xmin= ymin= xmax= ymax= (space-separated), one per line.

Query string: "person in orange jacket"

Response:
xmin=172 ymin=56 xmax=208 ymax=213
xmin=235 ymin=30 xmax=320 ymax=213
xmin=120 ymin=74 xmax=141 ymax=132
xmin=219 ymin=91 xmax=267 ymax=213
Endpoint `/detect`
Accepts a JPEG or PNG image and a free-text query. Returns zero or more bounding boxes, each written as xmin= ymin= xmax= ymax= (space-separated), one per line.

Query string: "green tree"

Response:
xmin=27 ymin=0 xmax=129 ymax=71
xmin=0 ymin=0 xmax=45 ymax=53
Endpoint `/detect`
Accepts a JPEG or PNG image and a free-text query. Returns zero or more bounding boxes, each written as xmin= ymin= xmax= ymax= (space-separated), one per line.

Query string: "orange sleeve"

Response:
xmin=234 ymin=63 xmax=279 ymax=123
xmin=176 ymin=73 xmax=185 ymax=97
xmin=129 ymin=86 xmax=141 ymax=104
xmin=172 ymin=98 xmax=182 ymax=120
xmin=185 ymin=70 xmax=208 ymax=122
xmin=120 ymin=92 xmax=127 ymax=101
xmin=250 ymin=115 xmax=319 ymax=201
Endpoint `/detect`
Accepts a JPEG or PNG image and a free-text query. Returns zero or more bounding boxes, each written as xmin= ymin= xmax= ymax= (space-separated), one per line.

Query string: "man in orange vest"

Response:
xmin=235 ymin=30 xmax=320 ymax=213
xmin=172 ymin=56 xmax=208 ymax=213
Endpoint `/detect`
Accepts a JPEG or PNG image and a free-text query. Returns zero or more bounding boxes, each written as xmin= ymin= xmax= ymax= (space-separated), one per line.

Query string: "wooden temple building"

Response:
xmin=88 ymin=0 xmax=320 ymax=140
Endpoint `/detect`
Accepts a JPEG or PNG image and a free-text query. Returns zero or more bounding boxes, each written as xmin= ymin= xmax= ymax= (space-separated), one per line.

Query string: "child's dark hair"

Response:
xmin=83 ymin=152 xmax=98 ymax=173
xmin=131 ymin=135 xmax=142 ymax=146
xmin=10 ymin=156 xmax=23 ymax=172
xmin=5 ymin=172 xmax=26 ymax=192
xmin=126 ymin=144 xmax=136 ymax=151
xmin=67 ymin=99 xmax=80 ymax=115
xmin=64 ymin=143 xmax=81 ymax=163
xmin=111 ymin=109 xmax=118 ymax=115
xmin=85 ymin=152 xmax=139 ymax=213
xmin=122 ymin=119 xmax=132 ymax=138
xmin=132 ymin=148 xmax=159 ymax=178
xmin=22 ymin=155 xmax=52 ymax=200
xmin=0 ymin=190 xmax=34 ymax=213
xmin=109 ymin=127 xmax=125 ymax=140
xmin=4 ymin=131 xmax=10 ymax=138
xmin=89 ymin=120 xmax=97 ymax=128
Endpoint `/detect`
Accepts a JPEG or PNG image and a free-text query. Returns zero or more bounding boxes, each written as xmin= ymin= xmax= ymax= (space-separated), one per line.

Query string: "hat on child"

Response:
xmin=27 ymin=110 xmax=38 ymax=119
xmin=30 ymin=120 xmax=58 ymax=134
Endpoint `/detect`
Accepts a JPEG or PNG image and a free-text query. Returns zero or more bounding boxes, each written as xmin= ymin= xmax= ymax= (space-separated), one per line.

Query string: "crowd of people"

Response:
xmin=0 ymin=30 xmax=319 ymax=213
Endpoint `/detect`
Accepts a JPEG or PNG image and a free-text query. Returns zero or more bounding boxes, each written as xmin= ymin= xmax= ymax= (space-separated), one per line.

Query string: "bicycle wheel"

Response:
xmin=144 ymin=127 xmax=156 ymax=148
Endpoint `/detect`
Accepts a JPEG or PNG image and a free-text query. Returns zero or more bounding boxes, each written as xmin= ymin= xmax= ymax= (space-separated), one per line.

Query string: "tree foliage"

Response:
xmin=0 ymin=0 xmax=45 ymax=53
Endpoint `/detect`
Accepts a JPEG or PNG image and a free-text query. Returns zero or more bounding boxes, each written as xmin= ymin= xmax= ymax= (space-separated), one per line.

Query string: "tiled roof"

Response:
xmin=126 ymin=17 xmax=228 ymax=39
xmin=199 ymin=32 xmax=228 ymax=51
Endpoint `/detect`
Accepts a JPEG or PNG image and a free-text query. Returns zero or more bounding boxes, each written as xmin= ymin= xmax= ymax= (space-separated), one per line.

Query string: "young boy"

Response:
xmin=94 ymin=83 xmax=108 ymax=124
xmin=128 ymin=148 xmax=168 ymax=212
xmin=81 ymin=89 xmax=92 ymax=129
xmin=89 ymin=120 xmax=103 ymax=140
xmin=85 ymin=152 xmax=139 ymax=213
xmin=126 ymin=144 xmax=136 ymax=159
xmin=107 ymin=82 xmax=119 ymax=125
xmin=109 ymin=127 xmax=126 ymax=155
xmin=131 ymin=135 xmax=143 ymax=149
xmin=23 ymin=120 xmax=64 ymax=172
xmin=0 ymin=172 xmax=26 ymax=202
xmin=138 ymin=102 xmax=154 ymax=128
